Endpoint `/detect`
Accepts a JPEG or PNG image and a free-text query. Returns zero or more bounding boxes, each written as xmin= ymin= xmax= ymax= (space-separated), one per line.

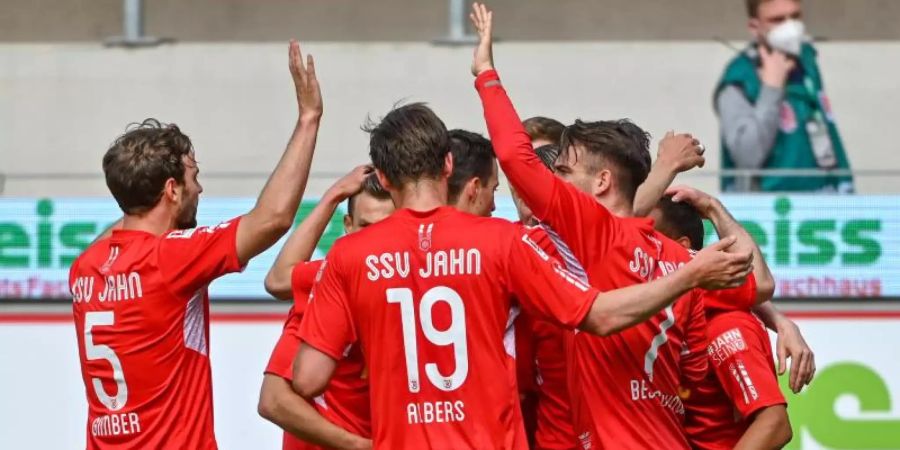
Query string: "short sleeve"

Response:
xmin=700 ymin=273 xmax=757 ymax=313
xmin=158 ymin=217 xmax=243 ymax=297
xmin=706 ymin=313 xmax=786 ymax=418
xmin=298 ymin=251 xmax=357 ymax=362
xmin=506 ymin=229 xmax=597 ymax=329
xmin=291 ymin=260 xmax=325 ymax=314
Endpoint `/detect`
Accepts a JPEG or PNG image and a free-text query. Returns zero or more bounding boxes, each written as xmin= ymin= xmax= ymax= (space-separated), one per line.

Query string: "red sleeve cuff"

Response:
xmin=298 ymin=332 xmax=346 ymax=363
xmin=474 ymin=69 xmax=501 ymax=91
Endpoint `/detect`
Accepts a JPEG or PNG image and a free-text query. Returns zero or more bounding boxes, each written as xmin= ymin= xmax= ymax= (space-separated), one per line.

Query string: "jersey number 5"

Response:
xmin=387 ymin=286 xmax=469 ymax=393
xmin=84 ymin=311 xmax=129 ymax=411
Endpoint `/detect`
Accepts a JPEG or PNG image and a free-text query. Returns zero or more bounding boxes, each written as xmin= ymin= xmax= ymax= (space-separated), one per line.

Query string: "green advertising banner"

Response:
xmin=0 ymin=195 xmax=897 ymax=299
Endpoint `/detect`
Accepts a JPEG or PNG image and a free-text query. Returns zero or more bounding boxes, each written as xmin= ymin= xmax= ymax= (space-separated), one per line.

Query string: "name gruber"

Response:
xmin=365 ymin=249 xmax=482 ymax=282
xmin=91 ymin=412 xmax=142 ymax=438
xmin=71 ymin=272 xmax=144 ymax=303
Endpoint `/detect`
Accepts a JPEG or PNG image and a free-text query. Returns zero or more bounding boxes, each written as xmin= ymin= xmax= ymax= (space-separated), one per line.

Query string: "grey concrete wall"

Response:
xmin=3 ymin=0 xmax=900 ymax=42
xmin=2 ymin=41 xmax=898 ymax=197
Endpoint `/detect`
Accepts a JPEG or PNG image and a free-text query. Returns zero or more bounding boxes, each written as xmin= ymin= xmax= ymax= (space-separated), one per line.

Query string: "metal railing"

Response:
xmin=105 ymin=0 xmax=166 ymax=47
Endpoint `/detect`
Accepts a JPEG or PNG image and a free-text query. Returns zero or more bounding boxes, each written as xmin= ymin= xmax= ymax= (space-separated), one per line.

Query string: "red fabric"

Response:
xmin=299 ymin=207 xmax=597 ymax=449
xmin=70 ymin=218 xmax=243 ymax=449
xmin=477 ymin=69 xmax=711 ymax=449
xmin=264 ymin=260 xmax=370 ymax=450
xmin=683 ymin=282 xmax=785 ymax=450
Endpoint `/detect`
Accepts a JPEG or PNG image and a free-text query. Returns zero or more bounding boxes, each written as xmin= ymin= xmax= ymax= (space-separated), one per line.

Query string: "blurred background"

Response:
xmin=1 ymin=1 xmax=899 ymax=448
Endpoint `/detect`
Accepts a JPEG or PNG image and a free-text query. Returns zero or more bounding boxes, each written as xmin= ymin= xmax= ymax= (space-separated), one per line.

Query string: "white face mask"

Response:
xmin=766 ymin=19 xmax=806 ymax=56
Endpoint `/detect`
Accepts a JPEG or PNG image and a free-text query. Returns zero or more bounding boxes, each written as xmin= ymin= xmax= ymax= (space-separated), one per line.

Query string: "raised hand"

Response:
xmin=758 ymin=44 xmax=795 ymax=89
xmin=666 ymin=184 xmax=716 ymax=218
xmin=657 ymin=131 xmax=705 ymax=174
xmin=327 ymin=165 xmax=375 ymax=200
xmin=470 ymin=2 xmax=495 ymax=76
xmin=289 ymin=40 xmax=323 ymax=120
xmin=686 ymin=236 xmax=754 ymax=290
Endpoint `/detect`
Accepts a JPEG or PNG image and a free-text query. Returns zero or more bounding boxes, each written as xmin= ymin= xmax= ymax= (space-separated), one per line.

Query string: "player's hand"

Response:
xmin=289 ymin=39 xmax=323 ymax=120
xmin=758 ymin=44 xmax=795 ymax=88
xmin=688 ymin=236 xmax=754 ymax=290
xmin=327 ymin=165 xmax=374 ymax=200
xmin=667 ymin=185 xmax=716 ymax=218
xmin=470 ymin=2 xmax=495 ymax=76
xmin=775 ymin=317 xmax=816 ymax=393
xmin=657 ymin=131 xmax=705 ymax=174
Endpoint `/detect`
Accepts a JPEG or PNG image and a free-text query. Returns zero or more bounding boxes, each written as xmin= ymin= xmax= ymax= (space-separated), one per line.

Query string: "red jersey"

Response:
xmin=683 ymin=278 xmax=786 ymax=450
xmin=264 ymin=260 xmax=371 ymax=450
xmin=70 ymin=219 xmax=243 ymax=449
xmin=518 ymin=225 xmax=578 ymax=450
xmin=299 ymin=207 xmax=599 ymax=449
xmin=477 ymin=70 xmax=710 ymax=449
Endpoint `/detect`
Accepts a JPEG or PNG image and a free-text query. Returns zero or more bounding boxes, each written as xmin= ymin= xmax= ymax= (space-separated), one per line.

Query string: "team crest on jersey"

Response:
xmin=99 ymin=246 xmax=120 ymax=275
xmin=418 ymin=223 xmax=434 ymax=251
xmin=779 ymin=101 xmax=798 ymax=133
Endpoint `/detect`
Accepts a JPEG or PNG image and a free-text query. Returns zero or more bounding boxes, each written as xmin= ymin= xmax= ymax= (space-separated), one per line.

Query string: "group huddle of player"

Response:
xmin=70 ymin=4 xmax=816 ymax=449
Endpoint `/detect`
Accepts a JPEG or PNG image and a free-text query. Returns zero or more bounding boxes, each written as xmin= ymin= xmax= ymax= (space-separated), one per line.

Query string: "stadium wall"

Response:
xmin=2 ymin=42 xmax=900 ymax=197
xmin=1 ymin=312 xmax=899 ymax=449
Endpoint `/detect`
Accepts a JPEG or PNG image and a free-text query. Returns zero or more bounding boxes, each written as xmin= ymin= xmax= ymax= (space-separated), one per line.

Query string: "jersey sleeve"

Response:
xmin=158 ymin=217 xmax=244 ymax=297
xmin=297 ymin=251 xmax=357 ymax=362
xmin=679 ymin=290 xmax=709 ymax=387
xmin=291 ymin=260 xmax=325 ymax=314
xmin=700 ymin=273 xmax=758 ymax=313
xmin=707 ymin=314 xmax=786 ymax=419
xmin=476 ymin=69 xmax=615 ymax=263
xmin=506 ymin=228 xmax=598 ymax=329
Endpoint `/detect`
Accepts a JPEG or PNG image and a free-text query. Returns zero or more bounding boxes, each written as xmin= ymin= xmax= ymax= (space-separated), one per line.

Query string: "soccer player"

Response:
xmin=258 ymin=166 xmax=393 ymax=450
xmin=290 ymin=100 xmax=752 ymax=448
xmin=649 ymin=188 xmax=793 ymax=449
xmin=447 ymin=129 xmax=499 ymax=218
xmin=70 ymin=41 xmax=322 ymax=449
xmin=469 ymin=4 xmax=753 ymax=448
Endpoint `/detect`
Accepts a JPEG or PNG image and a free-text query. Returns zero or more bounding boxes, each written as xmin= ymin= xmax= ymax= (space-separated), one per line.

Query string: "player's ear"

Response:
xmin=677 ymin=236 xmax=693 ymax=250
xmin=465 ymin=177 xmax=480 ymax=202
xmin=593 ymin=169 xmax=613 ymax=197
xmin=163 ymin=177 xmax=180 ymax=204
xmin=343 ymin=214 xmax=352 ymax=234
xmin=444 ymin=152 xmax=454 ymax=179
xmin=374 ymin=169 xmax=392 ymax=191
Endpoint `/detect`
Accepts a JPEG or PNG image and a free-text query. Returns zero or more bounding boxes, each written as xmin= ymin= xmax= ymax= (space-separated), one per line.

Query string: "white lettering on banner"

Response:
xmin=365 ymin=250 xmax=481 ymax=281
xmin=708 ymin=328 xmax=747 ymax=366
xmin=97 ymin=272 xmax=143 ymax=302
xmin=406 ymin=401 xmax=466 ymax=424
xmin=91 ymin=412 xmax=141 ymax=437
xmin=629 ymin=379 xmax=685 ymax=415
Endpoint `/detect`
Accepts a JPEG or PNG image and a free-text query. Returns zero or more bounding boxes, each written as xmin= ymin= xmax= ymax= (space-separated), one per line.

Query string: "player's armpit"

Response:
xmin=734 ymin=405 xmax=793 ymax=450
xmin=259 ymin=374 xmax=371 ymax=450
xmin=291 ymin=343 xmax=338 ymax=399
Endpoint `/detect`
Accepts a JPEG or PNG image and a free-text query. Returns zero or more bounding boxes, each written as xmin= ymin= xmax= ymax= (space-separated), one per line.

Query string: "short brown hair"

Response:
xmin=746 ymin=0 xmax=795 ymax=17
xmin=559 ymin=119 xmax=651 ymax=203
xmin=347 ymin=173 xmax=391 ymax=217
xmin=523 ymin=116 xmax=565 ymax=145
xmin=447 ymin=129 xmax=495 ymax=204
xmin=365 ymin=103 xmax=450 ymax=187
xmin=102 ymin=118 xmax=194 ymax=215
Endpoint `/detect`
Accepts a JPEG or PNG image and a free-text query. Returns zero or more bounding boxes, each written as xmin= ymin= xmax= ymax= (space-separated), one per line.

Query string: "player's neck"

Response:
xmin=596 ymin=195 xmax=634 ymax=218
xmin=391 ymin=179 xmax=448 ymax=212
xmin=121 ymin=207 xmax=178 ymax=236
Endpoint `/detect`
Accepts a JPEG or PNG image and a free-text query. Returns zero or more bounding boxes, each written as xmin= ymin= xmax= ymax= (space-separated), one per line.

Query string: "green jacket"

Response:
xmin=717 ymin=43 xmax=854 ymax=192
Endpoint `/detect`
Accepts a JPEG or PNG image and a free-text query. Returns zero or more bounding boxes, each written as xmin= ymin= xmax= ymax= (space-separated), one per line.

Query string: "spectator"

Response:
xmin=716 ymin=0 xmax=854 ymax=193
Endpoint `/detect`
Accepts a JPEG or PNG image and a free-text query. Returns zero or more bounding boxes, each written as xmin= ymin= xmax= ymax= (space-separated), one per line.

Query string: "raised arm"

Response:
xmin=264 ymin=166 xmax=372 ymax=300
xmin=470 ymin=4 xmax=566 ymax=224
xmin=633 ymin=132 xmax=706 ymax=217
xmin=668 ymin=185 xmax=775 ymax=304
xmin=235 ymin=40 xmax=323 ymax=266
